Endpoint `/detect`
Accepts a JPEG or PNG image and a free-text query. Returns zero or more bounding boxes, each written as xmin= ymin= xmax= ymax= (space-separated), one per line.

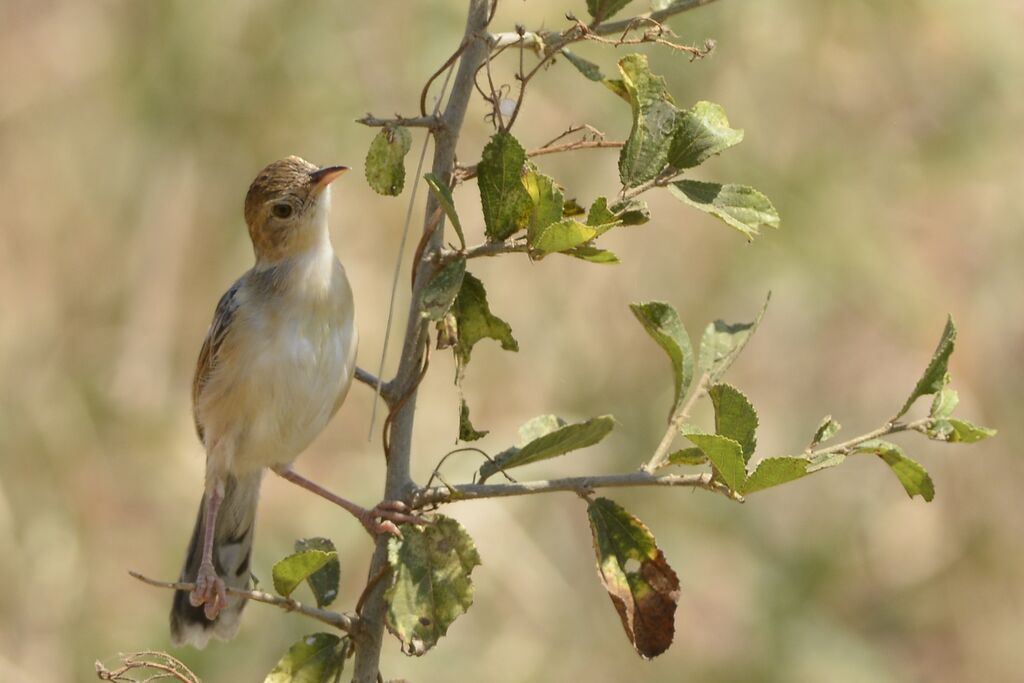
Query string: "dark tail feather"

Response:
xmin=170 ymin=471 xmax=262 ymax=648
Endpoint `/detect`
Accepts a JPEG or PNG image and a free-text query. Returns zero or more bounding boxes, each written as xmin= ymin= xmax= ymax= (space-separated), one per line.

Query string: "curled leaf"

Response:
xmin=896 ymin=316 xmax=956 ymax=418
xmin=292 ymin=538 xmax=340 ymax=608
xmin=587 ymin=497 xmax=680 ymax=659
xmin=272 ymin=549 xmax=337 ymax=599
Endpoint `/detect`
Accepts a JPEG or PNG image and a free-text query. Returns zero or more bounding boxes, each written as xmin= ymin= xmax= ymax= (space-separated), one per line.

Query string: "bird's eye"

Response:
xmin=271 ymin=203 xmax=293 ymax=219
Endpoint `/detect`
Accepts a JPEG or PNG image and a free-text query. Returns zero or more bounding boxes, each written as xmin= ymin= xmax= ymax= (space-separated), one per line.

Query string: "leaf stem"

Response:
xmin=127 ymin=571 xmax=357 ymax=634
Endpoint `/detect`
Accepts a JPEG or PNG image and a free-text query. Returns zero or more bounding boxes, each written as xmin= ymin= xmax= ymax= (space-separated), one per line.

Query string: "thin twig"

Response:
xmin=95 ymin=651 xmax=200 ymax=683
xmin=643 ymin=372 xmax=710 ymax=472
xmin=457 ymin=138 xmax=623 ymax=181
xmin=413 ymin=470 xmax=740 ymax=507
xmin=594 ymin=0 xmax=722 ymax=38
xmin=128 ymin=571 xmax=357 ymax=633
xmin=355 ymin=367 xmax=388 ymax=399
xmin=808 ymin=418 xmax=931 ymax=458
xmin=357 ymin=114 xmax=443 ymax=129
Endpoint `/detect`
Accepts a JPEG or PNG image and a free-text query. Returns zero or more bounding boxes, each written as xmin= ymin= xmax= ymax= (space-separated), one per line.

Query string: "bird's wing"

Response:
xmin=192 ymin=278 xmax=243 ymax=442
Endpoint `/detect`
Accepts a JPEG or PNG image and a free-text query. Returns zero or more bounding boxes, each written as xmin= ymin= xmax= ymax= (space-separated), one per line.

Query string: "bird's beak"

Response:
xmin=310 ymin=165 xmax=348 ymax=193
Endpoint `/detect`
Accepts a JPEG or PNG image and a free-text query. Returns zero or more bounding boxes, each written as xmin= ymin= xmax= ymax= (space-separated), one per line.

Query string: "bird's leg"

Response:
xmin=271 ymin=465 xmax=427 ymax=537
xmin=189 ymin=476 xmax=228 ymax=620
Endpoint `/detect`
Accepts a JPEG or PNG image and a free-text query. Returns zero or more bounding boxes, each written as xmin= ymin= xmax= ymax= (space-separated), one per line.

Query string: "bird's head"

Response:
xmin=243 ymin=155 xmax=348 ymax=263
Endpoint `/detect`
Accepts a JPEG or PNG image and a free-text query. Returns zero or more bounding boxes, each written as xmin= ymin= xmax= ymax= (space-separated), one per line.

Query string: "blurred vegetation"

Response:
xmin=0 ymin=0 xmax=1020 ymax=681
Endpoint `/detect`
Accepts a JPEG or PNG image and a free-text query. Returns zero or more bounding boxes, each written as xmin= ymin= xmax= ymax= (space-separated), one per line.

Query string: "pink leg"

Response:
xmin=189 ymin=478 xmax=228 ymax=620
xmin=271 ymin=466 xmax=427 ymax=537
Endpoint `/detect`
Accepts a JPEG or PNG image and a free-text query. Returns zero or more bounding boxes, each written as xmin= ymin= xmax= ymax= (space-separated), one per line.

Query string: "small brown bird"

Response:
xmin=170 ymin=156 xmax=419 ymax=648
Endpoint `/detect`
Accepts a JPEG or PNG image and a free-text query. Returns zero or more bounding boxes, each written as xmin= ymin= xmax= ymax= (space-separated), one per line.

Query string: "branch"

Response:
xmin=352 ymin=2 xmax=494 ymax=681
xmin=128 ymin=571 xmax=357 ymax=634
xmin=441 ymin=238 xmax=528 ymax=261
xmin=643 ymin=372 xmax=709 ymax=472
xmin=354 ymin=367 xmax=389 ymax=399
xmin=413 ymin=470 xmax=741 ymax=507
xmin=96 ymin=651 xmax=199 ymax=683
xmin=356 ymin=114 xmax=443 ymax=129
xmin=809 ymin=417 xmax=931 ymax=458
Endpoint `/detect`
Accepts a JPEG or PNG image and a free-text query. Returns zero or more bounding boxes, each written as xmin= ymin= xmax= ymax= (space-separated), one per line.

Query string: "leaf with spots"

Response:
xmin=293 ymin=538 xmax=340 ymax=608
xmin=264 ymin=632 xmax=348 ymax=683
xmin=365 ymin=126 xmax=412 ymax=196
xmin=385 ymin=516 xmax=482 ymax=656
xmin=667 ymin=100 xmax=744 ymax=170
xmin=587 ymin=497 xmax=680 ymax=659
xmin=610 ymin=54 xmax=681 ymax=188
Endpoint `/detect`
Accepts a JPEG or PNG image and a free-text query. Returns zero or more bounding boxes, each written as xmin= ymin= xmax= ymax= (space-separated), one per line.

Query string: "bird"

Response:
xmin=170 ymin=155 xmax=420 ymax=648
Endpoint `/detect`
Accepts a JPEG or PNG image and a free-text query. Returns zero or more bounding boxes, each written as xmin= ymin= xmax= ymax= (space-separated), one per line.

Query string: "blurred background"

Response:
xmin=1 ymin=1 xmax=1020 ymax=681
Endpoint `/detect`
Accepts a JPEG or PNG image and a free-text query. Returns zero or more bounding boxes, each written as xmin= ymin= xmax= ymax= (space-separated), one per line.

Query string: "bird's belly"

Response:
xmin=229 ymin=316 xmax=355 ymax=470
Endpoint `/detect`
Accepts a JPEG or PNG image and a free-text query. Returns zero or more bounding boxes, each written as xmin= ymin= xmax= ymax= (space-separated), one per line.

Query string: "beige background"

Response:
xmin=1 ymin=1 xmax=1020 ymax=681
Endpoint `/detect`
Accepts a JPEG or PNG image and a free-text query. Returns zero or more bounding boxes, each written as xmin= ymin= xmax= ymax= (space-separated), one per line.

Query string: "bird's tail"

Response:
xmin=170 ymin=471 xmax=262 ymax=649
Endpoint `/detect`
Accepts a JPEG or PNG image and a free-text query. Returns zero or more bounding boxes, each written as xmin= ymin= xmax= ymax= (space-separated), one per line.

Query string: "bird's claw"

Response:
xmin=189 ymin=562 xmax=227 ymax=620
xmin=359 ymin=500 xmax=431 ymax=538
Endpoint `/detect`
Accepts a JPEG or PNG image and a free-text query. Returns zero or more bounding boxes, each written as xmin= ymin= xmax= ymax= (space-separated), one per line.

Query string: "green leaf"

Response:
xmin=667 ymin=447 xmax=706 ymax=466
xmin=742 ymin=457 xmax=809 ymax=494
xmin=272 ymin=549 xmax=336 ymax=599
xmin=568 ymin=245 xmax=620 ymax=264
xmin=587 ymin=497 xmax=679 ymax=659
xmin=708 ymin=383 xmax=758 ymax=460
xmin=586 ymin=0 xmax=633 ymax=21
xmin=684 ymin=431 xmax=746 ymax=492
xmin=630 ymin=301 xmax=694 ymax=419
xmin=669 ymin=180 xmax=780 ymax=240
xmin=452 ymin=272 xmax=518 ymax=378
xmin=458 ymin=398 xmax=488 ymax=442
xmin=697 ymin=293 xmax=770 ymax=384
xmin=531 ymin=218 xmax=599 ymax=257
xmin=420 ymin=257 xmax=466 ymax=321
xmin=562 ymin=48 xmax=604 ymax=81
xmin=896 ymin=316 xmax=957 ymax=418
xmin=365 ymin=126 xmax=412 ymax=196
xmin=612 ymin=54 xmax=680 ymax=188
xmin=264 ymin=633 xmax=347 ymax=683
xmin=857 ymin=439 xmax=935 ymax=502
xmin=585 ymin=196 xmax=622 ymax=235
xmin=609 ymin=198 xmax=651 ymax=226
xmin=293 ymin=538 xmax=340 ymax=608
xmin=667 ymin=101 xmax=745 ymax=170
xmin=424 ymin=173 xmax=466 ymax=249
xmin=928 ymin=418 xmax=996 ymax=444
xmin=810 ymin=415 xmax=841 ymax=447
xmin=479 ymin=415 xmax=615 ymax=482
xmin=524 ymin=169 xmax=565 ymax=242
xmin=478 ymin=130 xmax=532 ymax=240
xmin=929 ymin=388 xmax=959 ymax=420
xmin=385 ymin=516 xmax=481 ymax=656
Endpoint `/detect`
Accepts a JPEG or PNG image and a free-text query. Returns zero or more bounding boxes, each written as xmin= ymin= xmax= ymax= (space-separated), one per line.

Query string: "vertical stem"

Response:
xmin=351 ymin=2 xmax=491 ymax=680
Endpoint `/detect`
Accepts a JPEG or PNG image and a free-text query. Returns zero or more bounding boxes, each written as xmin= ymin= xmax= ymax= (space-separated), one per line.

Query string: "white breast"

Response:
xmin=199 ymin=250 xmax=357 ymax=475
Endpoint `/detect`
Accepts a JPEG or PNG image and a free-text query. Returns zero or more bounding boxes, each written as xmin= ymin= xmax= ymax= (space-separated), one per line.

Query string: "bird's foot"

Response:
xmin=189 ymin=561 xmax=227 ymax=620
xmin=358 ymin=500 xmax=429 ymax=538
